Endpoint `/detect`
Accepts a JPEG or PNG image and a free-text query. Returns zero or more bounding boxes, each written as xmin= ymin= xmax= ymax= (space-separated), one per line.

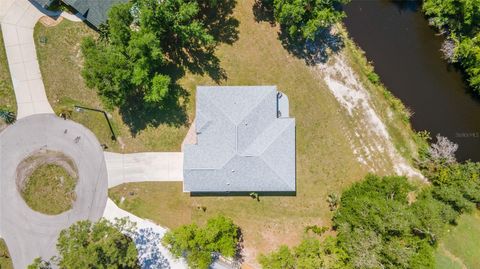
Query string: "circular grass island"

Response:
xmin=16 ymin=150 xmax=78 ymax=215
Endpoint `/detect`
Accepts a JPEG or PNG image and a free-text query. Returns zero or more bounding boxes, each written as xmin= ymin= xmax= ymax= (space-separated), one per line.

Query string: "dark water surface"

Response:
xmin=343 ymin=0 xmax=480 ymax=161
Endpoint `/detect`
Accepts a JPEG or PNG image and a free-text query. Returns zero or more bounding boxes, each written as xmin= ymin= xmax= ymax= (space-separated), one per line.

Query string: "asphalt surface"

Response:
xmin=0 ymin=114 xmax=108 ymax=268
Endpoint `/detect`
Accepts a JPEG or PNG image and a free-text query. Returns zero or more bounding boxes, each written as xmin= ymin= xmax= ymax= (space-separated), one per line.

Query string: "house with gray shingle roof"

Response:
xmin=183 ymin=86 xmax=296 ymax=193
xmin=32 ymin=0 xmax=128 ymax=28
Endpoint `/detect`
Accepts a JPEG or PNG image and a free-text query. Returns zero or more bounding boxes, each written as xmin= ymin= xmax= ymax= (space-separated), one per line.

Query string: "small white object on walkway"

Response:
xmin=105 ymin=152 xmax=184 ymax=188
xmin=103 ymin=199 xmax=188 ymax=269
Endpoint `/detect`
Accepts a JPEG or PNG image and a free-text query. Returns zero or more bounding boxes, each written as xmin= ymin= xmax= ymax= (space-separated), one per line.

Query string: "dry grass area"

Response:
xmin=34 ymin=20 xmax=192 ymax=152
xmin=18 ymin=151 xmax=78 ymax=215
xmin=33 ymin=0 xmax=419 ymax=267
xmin=0 ymin=239 xmax=13 ymax=269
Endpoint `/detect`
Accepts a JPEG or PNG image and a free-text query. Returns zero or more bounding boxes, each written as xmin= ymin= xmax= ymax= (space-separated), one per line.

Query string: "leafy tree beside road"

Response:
xmin=162 ymin=215 xmax=240 ymax=269
xmin=28 ymin=218 xmax=139 ymax=269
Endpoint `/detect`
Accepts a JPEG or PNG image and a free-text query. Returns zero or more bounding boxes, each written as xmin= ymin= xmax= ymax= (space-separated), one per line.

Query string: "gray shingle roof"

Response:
xmin=62 ymin=0 xmax=129 ymax=28
xmin=32 ymin=0 xmax=54 ymax=8
xmin=184 ymin=86 xmax=296 ymax=193
xmin=31 ymin=0 xmax=128 ymax=28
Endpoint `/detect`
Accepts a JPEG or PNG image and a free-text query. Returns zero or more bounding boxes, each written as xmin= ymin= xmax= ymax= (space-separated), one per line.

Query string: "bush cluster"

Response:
xmin=260 ymin=162 xmax=479 ymax=269
xmin=423 ymin=0 xmax=480 ymax=94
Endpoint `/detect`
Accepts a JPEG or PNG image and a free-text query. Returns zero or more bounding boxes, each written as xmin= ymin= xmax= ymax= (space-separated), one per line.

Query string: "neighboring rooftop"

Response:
xmin=32 ymin=0 xmax=128 ymax=28
xmin=183 ymin=86 xmax=296 ymax=193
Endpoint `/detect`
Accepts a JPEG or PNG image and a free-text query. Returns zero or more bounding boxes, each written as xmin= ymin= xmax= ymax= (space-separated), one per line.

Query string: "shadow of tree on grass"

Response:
xmin=252 ymin=0 xmax=275 ymax=25
xmin=279 ymin=27 xmax=345 ymax=65
xmin=252 ymin=0 xmax=344 ymax=65
xmin=200 ymin=0 xmax=240 ymax=45
xmin=119 ymin=64 xmax=190 ymax=135
xmin=118 ymin=0 xmax=239 ymax=135
xmin=162 ymin=0 xmax=239 ymax=84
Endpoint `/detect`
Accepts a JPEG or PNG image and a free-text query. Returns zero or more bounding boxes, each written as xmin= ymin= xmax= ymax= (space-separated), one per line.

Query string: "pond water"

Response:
xmin=343 ymin=0 xmax=480 ymax=161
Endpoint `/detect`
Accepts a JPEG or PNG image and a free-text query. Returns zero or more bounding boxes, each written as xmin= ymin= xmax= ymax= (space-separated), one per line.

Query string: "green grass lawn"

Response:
xmin=34 ymin=20 xmax=192 ymax=152
xmin=435 ymin=211 xmax=480 ymax=269
xmin=0 ymin=29 xmax=16 ymax=114
xmin=34 ymin=0 xmax=420 ymax=266
xmin=21 ymin=163 xmax=77 ymax=215
xmin=0 ymin=239 xmax=13 ymax=269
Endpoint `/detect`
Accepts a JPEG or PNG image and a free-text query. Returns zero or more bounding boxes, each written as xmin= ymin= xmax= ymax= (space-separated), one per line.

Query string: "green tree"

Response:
xmin=423 ymin=0 xmax=480 ymax=34
xmin=258 ymin=237 xmax=348 ymax=269
xmin=272 ymin=0 xmax=350 ymax=41
xmin=410 ymin=192 xmax=458 ymax=244
xmin=81 ymin=0 xmax=218 ymax=108
xmin=162 ymin=215 xmax=240 ymax=269
xmin=456 ymin=34 xmax=480 ymax=92
xmin=333 ymin=175 xmax=436 ymax=269
xmin=422 ymin=0 xmax=480 ymax=94
xmin=27 ymin=258 xmax=52 ymax=269
xmin=29 ymin=218 xmax=139 ymax=269
xmin=258 ymin=245 xmax=295 ymax=269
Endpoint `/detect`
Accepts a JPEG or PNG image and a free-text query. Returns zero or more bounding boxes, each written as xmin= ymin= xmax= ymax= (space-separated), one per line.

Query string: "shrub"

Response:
xmin=162 ymin=215 xmax=240 ymax=269
xmin=0 ymin=108 xmax=15 ymax=124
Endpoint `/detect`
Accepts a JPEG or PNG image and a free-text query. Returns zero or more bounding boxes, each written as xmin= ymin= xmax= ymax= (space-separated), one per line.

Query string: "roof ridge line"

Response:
xmin=208 ymin=87 xmax=276 ymax=126
xmin=201 ymin=90 xmax=237 ymax=127
xmin=237 ymin=87 xmax=277 ymax=125
xmin=240 ymin=118 xmax=294 ymax=157
xmin=259 ymin=155 xmax=293 ymax=190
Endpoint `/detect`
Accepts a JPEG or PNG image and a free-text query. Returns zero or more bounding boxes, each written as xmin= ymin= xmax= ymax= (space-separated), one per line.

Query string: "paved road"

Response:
xmin=0 ymin=114 xmax=108 ymax=268
xmin=105 ymin=152 xmax=183 ymax=188
xmin=0 ymin=2 xmax=186 ymax=268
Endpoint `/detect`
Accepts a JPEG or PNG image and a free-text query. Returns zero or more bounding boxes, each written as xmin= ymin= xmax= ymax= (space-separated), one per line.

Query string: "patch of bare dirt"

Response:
xmin=15 ymin=149 xmax=77 ymax=192
xmin=181 ymin=120 xmax=197 ymax=152
xmin=316 ymin=53 xmax=425 ymax=182
xmin=39 ymin=16 xmax=63 ymax=27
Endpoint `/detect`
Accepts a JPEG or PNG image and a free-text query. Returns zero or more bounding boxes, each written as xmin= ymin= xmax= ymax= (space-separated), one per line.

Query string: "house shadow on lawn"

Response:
xmin=190 ymin=191 xmax=296 ymax=197
xmin=252 ymin=0 xmax=344 ymax=65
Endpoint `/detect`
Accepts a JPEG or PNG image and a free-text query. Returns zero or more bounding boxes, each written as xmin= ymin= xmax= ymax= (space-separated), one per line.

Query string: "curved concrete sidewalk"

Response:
xmin=103 ymin=199 xmax=187 ymax=269
xmin=105 ymin=152 xmax=184 ymax=188
xmin=1 ymin=0 xmax=54 ymax=118
xmin=1 ymin=2 xmax=187 ymax=268
xmin=0 ymin=0 xmax=83 ymax=119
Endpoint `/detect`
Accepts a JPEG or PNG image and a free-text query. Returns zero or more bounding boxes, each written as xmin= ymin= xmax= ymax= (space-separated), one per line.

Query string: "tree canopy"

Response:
xmin=81 ymin=0 xmax=223 ymax=109
xmin=423 ymin=0 xmax=480 ymax=94
xmin=162 ymin=215 xmax=240 ymax=269
xmin=270 ymin=0 xmax=349 ymax=41
xmin=258 ymin=237 xmax=348 ymax=269
xmin=28 ymin=218 xmax=139 ymax=269
xmin=333 ymin=175 xmax=440 ymax=269
xmin=259 ymin=166 xmax=480 ymax=269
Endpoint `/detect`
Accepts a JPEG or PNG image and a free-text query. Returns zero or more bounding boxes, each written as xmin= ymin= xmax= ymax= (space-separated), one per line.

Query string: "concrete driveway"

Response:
xmin=1 ymin=0 xmax=55 ymax=118
xmin=0 ymin=1 xmax=186 ymax=268
xmin=0 ymin=114 xmax=108 ymax=268
xmin=105 ymin=152 xmax=183 ymax=188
